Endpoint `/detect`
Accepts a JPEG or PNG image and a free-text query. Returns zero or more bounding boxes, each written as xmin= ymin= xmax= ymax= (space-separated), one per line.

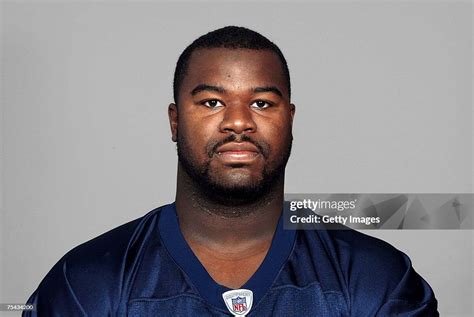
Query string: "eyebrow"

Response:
xmin=191 ymin=84 xmax=226 ymax=96
xmin=190 ymin=84 xmax=283 ymax=97
xmin=253 ymin=86 xmax=283 ymax=97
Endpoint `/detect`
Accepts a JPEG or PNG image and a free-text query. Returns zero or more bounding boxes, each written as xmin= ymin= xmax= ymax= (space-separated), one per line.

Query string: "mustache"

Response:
xmin=206 ymin=134 xmax=269 ymax=158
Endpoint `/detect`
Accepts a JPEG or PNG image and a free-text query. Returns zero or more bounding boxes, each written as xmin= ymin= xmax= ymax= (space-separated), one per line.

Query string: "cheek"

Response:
xmin=178 ymin=114 xmax=218 ymax=157
xmin=256 ymin=117 xmax=292 ymax=147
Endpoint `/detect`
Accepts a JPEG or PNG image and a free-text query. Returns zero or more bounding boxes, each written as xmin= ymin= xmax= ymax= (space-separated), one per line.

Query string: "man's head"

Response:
xmin=169 ymin=26 xmax=295 ymax=206
xmin=173 ymin=26 xmax=291 ymax=105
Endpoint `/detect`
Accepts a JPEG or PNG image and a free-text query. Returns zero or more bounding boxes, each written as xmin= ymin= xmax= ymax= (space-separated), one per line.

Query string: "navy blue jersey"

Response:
xmin=24 ymin=203 xmax=438 ymax=316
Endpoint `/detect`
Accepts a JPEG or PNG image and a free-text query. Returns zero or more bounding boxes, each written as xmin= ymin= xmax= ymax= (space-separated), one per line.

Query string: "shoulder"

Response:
xmin=28 ymin=205 xmax=166 ymax=315
xmin=312 ymin=228 xmax=438 ymax=314
xmin=324 ymin=228 xmax=408 ymax=274
xmin=295 ymin=227 xmax=409 ymax=291
xmin=62 ymin=205 xmax=162 ymax=274
xmin=298 ymin=225 xmax=409 ymax=278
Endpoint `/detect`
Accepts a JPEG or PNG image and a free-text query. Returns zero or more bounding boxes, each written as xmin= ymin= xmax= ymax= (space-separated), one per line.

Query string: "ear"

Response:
xmin=289 ymin=103 xmax=296 ymax=125
xmin=168 ymin=103 xmax=178 ymax=142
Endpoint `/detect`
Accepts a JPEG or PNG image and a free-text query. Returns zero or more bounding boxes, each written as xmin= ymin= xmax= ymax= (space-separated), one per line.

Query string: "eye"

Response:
xmin=202 ymin=100 xmax=224 ymax=108
xmin=250 ymin=100 xmax=271 ymax=109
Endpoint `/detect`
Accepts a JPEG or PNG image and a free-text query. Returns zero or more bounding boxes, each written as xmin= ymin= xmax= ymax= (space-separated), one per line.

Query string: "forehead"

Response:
xmin=181 ymin=48 xmax=288 ymax=97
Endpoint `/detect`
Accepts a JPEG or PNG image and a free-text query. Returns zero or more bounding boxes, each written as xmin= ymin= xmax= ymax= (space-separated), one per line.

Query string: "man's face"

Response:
xmin=169 ymin=48 xmax=295 ymax=203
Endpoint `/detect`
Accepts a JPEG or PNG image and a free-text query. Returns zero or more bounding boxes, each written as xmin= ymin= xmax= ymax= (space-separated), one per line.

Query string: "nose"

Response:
xmin=219 ymin=103 xmax=257 ymax=134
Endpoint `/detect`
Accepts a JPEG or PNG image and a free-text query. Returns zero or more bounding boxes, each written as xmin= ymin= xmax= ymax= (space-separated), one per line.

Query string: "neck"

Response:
xmin=174 ymin=166 xmax=284 ymax=248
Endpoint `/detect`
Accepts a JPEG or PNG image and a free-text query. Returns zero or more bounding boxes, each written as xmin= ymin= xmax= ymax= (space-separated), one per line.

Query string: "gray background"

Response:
xmin=1 ymin=1 xmax=472 ymax=316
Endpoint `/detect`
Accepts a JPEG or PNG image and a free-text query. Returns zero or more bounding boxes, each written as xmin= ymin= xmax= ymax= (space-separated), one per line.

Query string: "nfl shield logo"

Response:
xmin=222 ymin=289 xmax=253 ymax=316
xmin=232 ymin=296 xmax=247 ymax=312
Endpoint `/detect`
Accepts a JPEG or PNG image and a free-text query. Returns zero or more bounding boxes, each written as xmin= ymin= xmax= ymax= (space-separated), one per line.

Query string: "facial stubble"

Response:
xmin=177 ymin=129 xmax=292 ymax=209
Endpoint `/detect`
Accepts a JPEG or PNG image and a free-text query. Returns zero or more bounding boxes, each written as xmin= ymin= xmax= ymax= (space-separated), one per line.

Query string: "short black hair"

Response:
xmin=173 ymin=26 xmax=291 ymax=104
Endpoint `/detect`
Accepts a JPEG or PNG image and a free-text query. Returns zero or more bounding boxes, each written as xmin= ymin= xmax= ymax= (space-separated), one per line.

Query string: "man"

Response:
xmin=25 ymin=26 xmax=438 ymax=316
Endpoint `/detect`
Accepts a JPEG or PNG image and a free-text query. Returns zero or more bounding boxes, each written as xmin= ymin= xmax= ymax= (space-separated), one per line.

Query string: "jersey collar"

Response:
xmin=158 ymin=202 xmax=296 ymax=312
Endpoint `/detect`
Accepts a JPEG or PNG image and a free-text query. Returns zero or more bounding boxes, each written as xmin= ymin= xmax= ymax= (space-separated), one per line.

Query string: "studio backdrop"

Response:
xmin=1 ymin=1 xmax=472 ymax=316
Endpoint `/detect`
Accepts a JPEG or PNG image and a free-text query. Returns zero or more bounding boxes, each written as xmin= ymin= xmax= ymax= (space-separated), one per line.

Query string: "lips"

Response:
xmin=215 ymin=142 xmax=260 ymax=162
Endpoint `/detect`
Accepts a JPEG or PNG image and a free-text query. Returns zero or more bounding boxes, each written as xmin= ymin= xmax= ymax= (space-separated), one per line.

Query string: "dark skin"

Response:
xmin=168 ymin=48 xmax=295 ymax=288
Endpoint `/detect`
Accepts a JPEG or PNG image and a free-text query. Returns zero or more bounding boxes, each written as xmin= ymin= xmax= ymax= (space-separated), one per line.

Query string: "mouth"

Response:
xmin=215 ymin=142 xmax=261 ymax=163
xmin=216 ymin=150 xmax=260 ymax=162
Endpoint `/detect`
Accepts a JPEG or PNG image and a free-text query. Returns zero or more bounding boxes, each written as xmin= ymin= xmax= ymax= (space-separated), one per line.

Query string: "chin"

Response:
xmin=204 ymin=176 xmax=270 ymax=204
xmin=212 ymin=180 xmax=261 ymax=193
xmin=213 ymin=171 xmax=263 ymax=188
